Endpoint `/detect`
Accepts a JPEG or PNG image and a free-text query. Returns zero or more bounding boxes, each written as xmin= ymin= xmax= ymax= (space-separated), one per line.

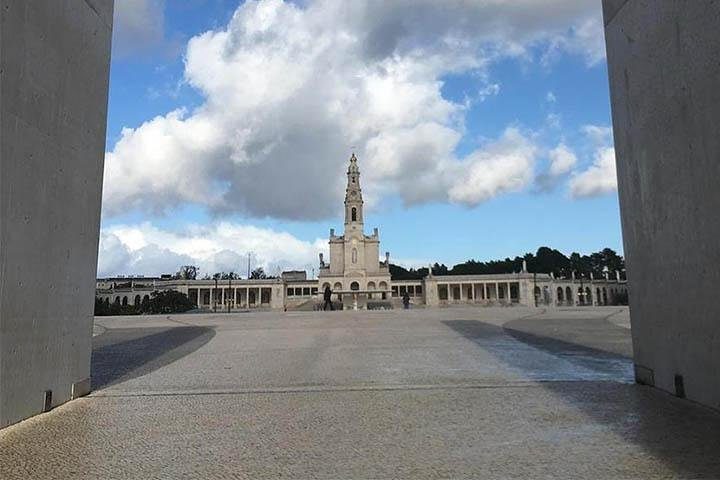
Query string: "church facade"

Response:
xmin=97 ymin=154 xmax=629 ymax=311
xmin=317 ymin=153 xmax=392 ymax=309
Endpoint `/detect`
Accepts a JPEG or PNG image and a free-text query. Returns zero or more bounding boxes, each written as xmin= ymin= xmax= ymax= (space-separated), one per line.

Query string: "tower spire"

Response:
xmin=344 ymin=153 xmax=363 ymax=232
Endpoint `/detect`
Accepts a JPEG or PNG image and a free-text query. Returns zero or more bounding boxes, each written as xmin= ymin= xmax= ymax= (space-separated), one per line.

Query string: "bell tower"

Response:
xmin=344 ymin=153 xmax=364 ymax=234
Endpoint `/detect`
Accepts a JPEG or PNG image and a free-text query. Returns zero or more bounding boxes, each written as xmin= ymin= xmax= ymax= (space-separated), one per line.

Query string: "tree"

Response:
xmin=176 ymin=265 xmax=198 ymax=280
xmin=139 ymin=290 xmax=195 ymax=314
xmin=431 ymin=263 xmax=449 ymax=276
xmin=250 ymin=267 xmax=267 ymax=279
xmin=388 ymin=246 xmax=624 ymax=279
xmin=94 ymin=296 xmax=139 ymax=316
xmin=389 ymin=264 xmax=426 ymax=280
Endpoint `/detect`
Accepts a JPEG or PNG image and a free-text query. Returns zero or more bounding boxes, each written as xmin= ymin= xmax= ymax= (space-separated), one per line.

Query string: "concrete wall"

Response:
xmin=603 ymin=0 xmax=720 ymax=409
xmin=0 ymin=1 xmax=113 ymax=427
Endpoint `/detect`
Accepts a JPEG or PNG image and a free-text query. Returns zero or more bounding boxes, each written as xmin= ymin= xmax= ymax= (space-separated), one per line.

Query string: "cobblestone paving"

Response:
xmin=2 ymin=307 xmax=720 ymax=479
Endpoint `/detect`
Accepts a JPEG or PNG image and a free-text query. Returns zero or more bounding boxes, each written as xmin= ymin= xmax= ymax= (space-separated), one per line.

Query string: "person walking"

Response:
xmin=402 ymin=290 xmax=410 ymax=309
xmin=323 ymin=285 xmax=334 ymax=311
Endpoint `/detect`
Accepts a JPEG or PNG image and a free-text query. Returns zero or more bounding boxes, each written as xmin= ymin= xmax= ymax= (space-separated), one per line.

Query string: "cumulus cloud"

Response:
xmin=548 ymin=143 xmax=577 ymax=176
xmin=569 ymin=147 xmax=617 ymax=198
xmin=448 ymin=128 xmax=537 ymax=205
xmin=98 ymin=222 xmax=328 ymax=278
xmin=103 ymin=0 xmax=604 ymax=219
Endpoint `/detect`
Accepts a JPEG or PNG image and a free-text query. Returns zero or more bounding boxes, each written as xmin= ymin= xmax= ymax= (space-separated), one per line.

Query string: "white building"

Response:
xmin=97 ymin=154 xmax=628 ymax=311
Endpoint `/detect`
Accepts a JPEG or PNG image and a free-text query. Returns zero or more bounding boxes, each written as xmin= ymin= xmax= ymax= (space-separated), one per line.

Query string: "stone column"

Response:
xmin=0 ymin=0 xmax=114 ymax=429
xmin=604 ymin=0 xmax=720 ymax=407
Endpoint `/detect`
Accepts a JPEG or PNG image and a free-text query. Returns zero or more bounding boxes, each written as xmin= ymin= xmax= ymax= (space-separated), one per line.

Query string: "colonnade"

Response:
xmin=189 ymin=287 xmax=272 ymax=309
xmin=437 ymin=281 xmax=520 ymax=304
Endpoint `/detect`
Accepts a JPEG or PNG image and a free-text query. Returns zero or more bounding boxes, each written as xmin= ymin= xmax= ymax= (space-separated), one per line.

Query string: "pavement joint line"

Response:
xmin=87 ymin=379 xmax=630 ymax=399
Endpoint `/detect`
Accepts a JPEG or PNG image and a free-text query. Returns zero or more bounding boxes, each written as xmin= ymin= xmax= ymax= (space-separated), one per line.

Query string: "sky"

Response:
xmin=99 ymin=0 xmax=622 ymax=278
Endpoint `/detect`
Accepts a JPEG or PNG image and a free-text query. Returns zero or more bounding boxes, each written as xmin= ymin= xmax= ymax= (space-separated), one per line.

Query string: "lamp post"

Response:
xmin=227 ymin=275 xmax=232 ymax=314
xmin=213 ymin=276 xmax=218 ymax=313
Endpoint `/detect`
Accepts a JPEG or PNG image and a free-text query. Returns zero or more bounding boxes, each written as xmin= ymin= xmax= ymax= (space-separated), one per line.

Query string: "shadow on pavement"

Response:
xmin=91 ymin=326 xmax=215 ymax=390
xmin=443 ymin=318 xmax=720 ymax=478
xmin=443 ymin=319 xmax=633 ymax=381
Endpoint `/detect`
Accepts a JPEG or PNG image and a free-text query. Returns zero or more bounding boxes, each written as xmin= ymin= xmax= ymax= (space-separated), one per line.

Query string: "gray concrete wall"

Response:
xmin=0 ymin=1 xmax=113 ymax=427
xmin=603 ymin=0 xmax=720 ymax=409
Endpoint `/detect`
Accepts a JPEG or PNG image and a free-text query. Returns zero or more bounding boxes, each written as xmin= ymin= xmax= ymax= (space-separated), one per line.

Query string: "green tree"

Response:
xmin=139 ymin=290 xmax=195 ymax=314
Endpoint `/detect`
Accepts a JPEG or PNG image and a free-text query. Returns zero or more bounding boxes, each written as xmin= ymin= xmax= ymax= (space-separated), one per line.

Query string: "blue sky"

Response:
xmin=99 ymin=0 xmax=622 ymax=278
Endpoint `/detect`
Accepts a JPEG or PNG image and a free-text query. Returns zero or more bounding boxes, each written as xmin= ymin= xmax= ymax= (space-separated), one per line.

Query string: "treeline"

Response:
xmin=175 ymin=265 xmax=277 ymax=281
xmin=390 ymin=247 xmax=625 ymax=281
xmin=95 ymin=290 xmax=195 ymax=316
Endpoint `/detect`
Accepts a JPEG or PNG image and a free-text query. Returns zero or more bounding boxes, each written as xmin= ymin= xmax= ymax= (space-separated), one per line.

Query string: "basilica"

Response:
xmin=97 ymin=155 xmax=629 ymax=311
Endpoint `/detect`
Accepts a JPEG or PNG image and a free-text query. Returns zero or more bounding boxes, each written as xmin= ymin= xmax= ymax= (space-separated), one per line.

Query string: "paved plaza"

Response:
xmin=2 ymin=307 xmax=720 ymax=478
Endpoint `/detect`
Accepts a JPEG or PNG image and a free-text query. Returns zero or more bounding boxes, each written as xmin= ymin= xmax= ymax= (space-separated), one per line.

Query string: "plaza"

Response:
xmin=1 ymin=306 xmax=719 ymax=478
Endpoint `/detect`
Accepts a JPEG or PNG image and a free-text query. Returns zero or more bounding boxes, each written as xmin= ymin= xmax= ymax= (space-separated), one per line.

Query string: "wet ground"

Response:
xmin=2 ymin=307 xmax=720 ymax=479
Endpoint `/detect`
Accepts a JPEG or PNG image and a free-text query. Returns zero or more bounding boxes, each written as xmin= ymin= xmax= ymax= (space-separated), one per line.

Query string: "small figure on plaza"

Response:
xmin=402 ymin=290 xmax=410 ymax=309
xmin=323 ymin=285 xmax=334 ymax=311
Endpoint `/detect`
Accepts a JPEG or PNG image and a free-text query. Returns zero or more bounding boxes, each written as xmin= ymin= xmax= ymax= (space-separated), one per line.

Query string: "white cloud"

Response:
xmin=546 ymin=91 xmax=557 ymax=103
xmin=448 ymin=128 xmax=537 ymax=205
xmin=582 ymin=124 xmax=614 ymax=146
xmin=104 ymin=0 xmax=604 ymax=219
xmin=541 ymin=17 xmax=606 ymax=67
xmin=98 ymin=222 xmax=328 ymax=278
xmin=548 ymin=143 xmax=577 ymax=176
xmin=569 ymin=147 xmax=617 ymax=198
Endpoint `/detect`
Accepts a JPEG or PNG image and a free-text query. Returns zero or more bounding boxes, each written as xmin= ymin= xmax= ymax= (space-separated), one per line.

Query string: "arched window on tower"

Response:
xmin=352 ymin=248 xmax=357 ymax=264
xmin=351 ymin=207 xmax=357 ymax=222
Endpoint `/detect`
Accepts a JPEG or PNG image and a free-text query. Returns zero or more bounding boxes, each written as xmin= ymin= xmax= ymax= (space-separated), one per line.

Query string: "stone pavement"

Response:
xmin=2 ymin=307 xmax=720 ymax=479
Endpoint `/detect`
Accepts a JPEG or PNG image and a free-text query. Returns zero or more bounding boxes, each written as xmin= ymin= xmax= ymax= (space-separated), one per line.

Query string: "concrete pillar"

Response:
xmin=0 ymin=1 xmax=114 ymax=428
xmin=604 ymin=0 xmax=720 ymax=408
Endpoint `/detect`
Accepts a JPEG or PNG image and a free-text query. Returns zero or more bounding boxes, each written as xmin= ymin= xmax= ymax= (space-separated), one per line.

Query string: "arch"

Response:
xmin=350 ymin=281 xmax=359 ymax=291
xmin=352 ymin=248 xmax=357 ymax=264
xmin=585 ymin=287 xmax=592 ymax=304
xmin=534 ymin=286 xmax=541 ymax=303
xmin=379 ymin=281 xmax=388 ymax=300
xmin=565 ymin=286 xmax=573 ymax=304
xmin=143 ymin=294 xmax=150 ymax=304
xmin=366 ymin=281 xmax=376 ymax=299
xmin=596 ymin=288 xmax=601 ymax=305
xmin=122 ymin=296 xmax=128 ymax=306
xmin=577 ymin=287 xmax=584 ymax=305
xmin=134 ymin=294 xmax=141 ymax=306
xmin=557 ymin=287 xmax=564 ymax=303
xmin=333 ymin=282 xmax=342 ymax=291
xmin=543 ymin=286 xmax=551 ymax=305
xmin=322 ymin=282 xmax=331 ymax=292
xmin=351 ymin=207 xmax=357 ymax=222
xmin=114 ymin=297 xmax=120 ymax=305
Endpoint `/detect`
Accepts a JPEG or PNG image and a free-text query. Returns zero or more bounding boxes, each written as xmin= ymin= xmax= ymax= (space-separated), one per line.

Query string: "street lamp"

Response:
xmin=213 ymin=276 xmax=218 ymax=313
